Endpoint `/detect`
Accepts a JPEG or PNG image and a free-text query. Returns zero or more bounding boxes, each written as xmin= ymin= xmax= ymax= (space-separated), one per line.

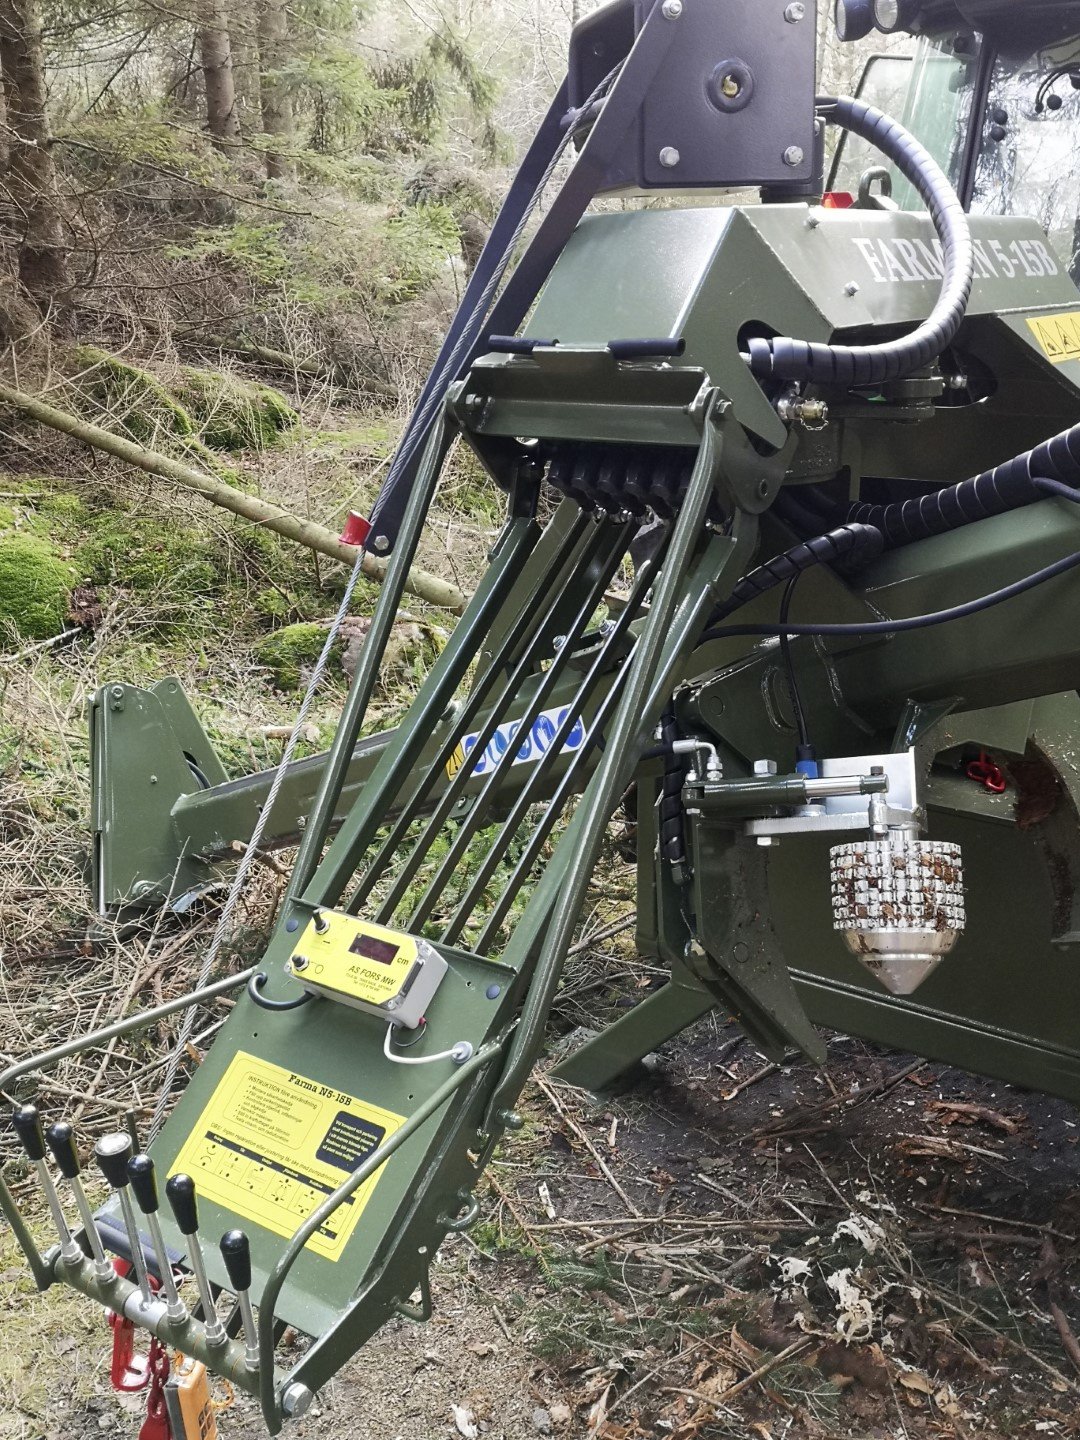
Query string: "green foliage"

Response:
xmin=168 ymin=224 xmax=299 ymax=291
xmin=76 ymin=513 xmax=219 ymax=596
xmin=177 ymin=369 xmax=297 ymax=453
xmin=57 ymin=116 xmax=226 ymax=189
xmin=0 ymin=535 xmax=73 ymax=643
xmin=254 ymin=622 xmax=341 ymax=690
xmin=378 ymin=203 xmax=460 ymax=302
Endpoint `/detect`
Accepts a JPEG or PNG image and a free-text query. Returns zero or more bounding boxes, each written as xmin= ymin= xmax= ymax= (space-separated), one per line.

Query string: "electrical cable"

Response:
xmin=700 ymin=547 xmax=1080 ymax=644
xmin=383 ymin=1025 xmax=474 ymax=1066
xmin=778 ymin=574 xmax=812 ymax=750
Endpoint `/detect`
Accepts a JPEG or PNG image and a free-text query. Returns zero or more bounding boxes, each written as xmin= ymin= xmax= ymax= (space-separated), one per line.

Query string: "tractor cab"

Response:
xmin=831 ymin=3 xmax=1080 ymax=278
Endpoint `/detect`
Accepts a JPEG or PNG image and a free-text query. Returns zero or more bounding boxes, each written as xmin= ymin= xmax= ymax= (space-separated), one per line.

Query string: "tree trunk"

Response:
xmin=257 ymin=0 xmax=294 ymax=179
xmin=0 ymin=0 xmax=70 ymax=307
xmin=198 ymin=0 xmax=241 ymax=150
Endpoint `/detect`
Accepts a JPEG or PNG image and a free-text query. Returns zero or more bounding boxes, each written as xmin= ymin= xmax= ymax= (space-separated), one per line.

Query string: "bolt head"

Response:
xmin=845 ymin=281 xmax=860 ymax=296
xmin=783 ymin=146 xmax=805 ymax=168
xmin=281 ymin=1383 xmax=314 ymax=1418
xmin=662 ymin=0 xmax=683 ymax=15
xmin=753 ymin=759 xmax=779 ymax=777
xmin=784 ymin=1 xmax=806 ymax=19
xmin=373 ymin=534 xmax=390 ymax=553
xmin=658 ymin=146 xmax=681 ymax=168
xmin=292 ymin=954 xmax=309 ymax=971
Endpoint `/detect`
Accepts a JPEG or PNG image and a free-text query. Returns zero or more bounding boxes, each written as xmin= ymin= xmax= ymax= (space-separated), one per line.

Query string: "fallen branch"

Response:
xmin=0 ymin=380 xmax=466 ymax=615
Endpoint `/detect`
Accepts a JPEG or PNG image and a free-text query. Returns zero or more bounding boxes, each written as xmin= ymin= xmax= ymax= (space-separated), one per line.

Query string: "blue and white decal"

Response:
xmin=446 ymin=705 xmax=587 ymax=779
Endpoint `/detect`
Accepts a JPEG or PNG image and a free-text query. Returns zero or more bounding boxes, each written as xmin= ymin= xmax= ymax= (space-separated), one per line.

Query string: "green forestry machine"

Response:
xmin=8 ymin=0 xmax=1080 ymax=1431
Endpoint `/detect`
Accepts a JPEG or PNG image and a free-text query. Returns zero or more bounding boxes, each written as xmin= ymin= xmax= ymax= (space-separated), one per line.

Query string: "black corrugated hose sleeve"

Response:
xmin=841 ymin=421 xmax=1080 ymax=547
xmin=708 ymin=522 xmax=885 ymax=626
xmin=659 ymin=708 xmax=688 ymax=873
xmin=746 ymin=96 xmax=974 ymax=386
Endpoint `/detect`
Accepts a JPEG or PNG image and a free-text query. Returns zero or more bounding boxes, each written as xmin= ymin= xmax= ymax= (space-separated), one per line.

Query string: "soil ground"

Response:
xmin=5 ymin=997 xmax=1080 ymax=1440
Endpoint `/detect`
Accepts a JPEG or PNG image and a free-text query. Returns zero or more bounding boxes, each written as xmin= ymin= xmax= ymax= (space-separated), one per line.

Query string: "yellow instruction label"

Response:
xmin=170 ymin=1052 xmax=404 ymax=1261
xmin=1027 ymin=311 xmax=1080 ymax=364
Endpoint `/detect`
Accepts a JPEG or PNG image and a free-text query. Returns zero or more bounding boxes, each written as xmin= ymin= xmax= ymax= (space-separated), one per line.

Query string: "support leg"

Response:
xmin=552 ymin=970 xmax=716 ymax=1093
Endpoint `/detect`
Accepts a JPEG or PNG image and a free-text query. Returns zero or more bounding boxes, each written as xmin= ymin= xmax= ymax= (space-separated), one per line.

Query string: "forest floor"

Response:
xmin=5 ymin=1000 xmax=1080 ymax=1440
xmin=2 ymin=375 xmax=1080 ymax=1440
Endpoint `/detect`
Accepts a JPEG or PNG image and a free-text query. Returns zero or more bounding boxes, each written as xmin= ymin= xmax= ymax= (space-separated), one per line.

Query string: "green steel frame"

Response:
xmin=12 ymin=3 xmax=1080 ymax=1430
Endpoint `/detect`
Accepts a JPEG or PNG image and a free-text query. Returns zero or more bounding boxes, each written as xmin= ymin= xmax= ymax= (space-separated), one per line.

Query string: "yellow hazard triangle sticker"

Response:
xmin=1027 ymin=311 xmax=1080 ymax=364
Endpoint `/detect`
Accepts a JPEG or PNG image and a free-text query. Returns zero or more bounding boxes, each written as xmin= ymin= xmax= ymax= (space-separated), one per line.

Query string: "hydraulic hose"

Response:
xmin=745 ymin=96 xmax=974 ymax=387
xmin=839 ymin=421 xmax=1080 ymax=548
xmin=712 ymin=521 xmax=885 ymax=619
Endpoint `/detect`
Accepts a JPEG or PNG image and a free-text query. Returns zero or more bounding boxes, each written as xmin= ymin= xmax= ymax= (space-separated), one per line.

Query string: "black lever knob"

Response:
xmin=220 ymin=1230 xmax=251 ymax=1293
xmin=12 ymin=1104 xmax=46 ymax=1162
xmin=128 ymin=1154 xmax=160 ymax=1214
xmin=45 ymin=1121 xmax=81 ymax=1179
xmin=94 ymin=1132 xmax=134 ymax=1189
xmin=165 ymin=1172 xmax=199 ymax=1236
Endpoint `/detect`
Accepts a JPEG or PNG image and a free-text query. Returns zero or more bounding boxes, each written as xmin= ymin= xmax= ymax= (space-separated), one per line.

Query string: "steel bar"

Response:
xmin=346 ymin=513 xmax=594 ymax=914
xmin=483 ymin=403 xmax=754 ymax=1126
xmin=255 ymin=1042 xmax=501 ymax=1434
xmin=299 ymin=519 xmax=542 ymax=909
xmin=405 ymin=520 xmax=634 ymax=932
xmin=440 ymin=546 xmax=663 ymax=948
xmin=287 ymin=417 xmax=456 ymax=902
xmin=400 ymin=524 xmax=633 ymax=927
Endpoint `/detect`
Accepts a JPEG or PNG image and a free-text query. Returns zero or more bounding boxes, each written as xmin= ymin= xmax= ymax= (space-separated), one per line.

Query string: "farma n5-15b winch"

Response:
xmin=8 ymin=0 xmax=1080 ymax=1431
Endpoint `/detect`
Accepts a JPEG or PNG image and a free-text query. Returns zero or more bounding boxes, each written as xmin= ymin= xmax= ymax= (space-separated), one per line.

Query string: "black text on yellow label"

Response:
xmin=170 ymin=1052 xmax=404 ymax=1261
xmin=1027 ymin=311 xmax=1080 ymax=364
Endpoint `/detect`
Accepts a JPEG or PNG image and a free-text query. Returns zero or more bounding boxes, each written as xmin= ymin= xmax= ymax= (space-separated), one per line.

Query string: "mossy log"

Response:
xmin=0 ymin=381 xmax=467 ymax=615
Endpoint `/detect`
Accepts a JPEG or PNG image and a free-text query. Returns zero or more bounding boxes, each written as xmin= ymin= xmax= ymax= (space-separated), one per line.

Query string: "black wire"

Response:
xmin=700 ymin=547 xmax=1080 ymax=644
xmin=778 ymin=574 xmax=811 ymax=750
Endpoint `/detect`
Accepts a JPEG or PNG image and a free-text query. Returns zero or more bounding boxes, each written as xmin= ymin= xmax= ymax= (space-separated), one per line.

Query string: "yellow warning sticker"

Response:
xmin=170 ymin=1052 xmax=404 ymax=1261
xmin=1027 ymin=311 xmax=1080 ymax=364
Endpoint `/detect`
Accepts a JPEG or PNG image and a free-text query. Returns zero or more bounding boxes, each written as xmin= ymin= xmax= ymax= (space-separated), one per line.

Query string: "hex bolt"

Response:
xmin=661 ymin=0 xmax=682 ymax=15
xmin=128 ymin=1154 xmax=187 ymax=1325
xmin=46 ymin=1120 xmax=114 ymax=1283
xmin=784 ymin=1 xmax=806 ymax=19
xmin=658 ymin=146 xmax=681 ymax=168
xmin=753 ymin=759 xmax=779 ymax=777
xmin=783 ymin=146 xmax=805 ymax=168
xmin=13 ymin=1106 xmax=84 ymax=1269
xmin=845 ymin=281 xmax=860 ymax=296
xmin=281 ymin=1382 xmax=314 ymax=1418
xmin=165 ymin=1174 xmax=226 ymax=1346
xmin=94 ymin=1132 xmax=152 ymax=1306
xmin=372 ymin=535 xmax=390 ymax=553
xmin=292 ymin=954 xmax=310 ymax=971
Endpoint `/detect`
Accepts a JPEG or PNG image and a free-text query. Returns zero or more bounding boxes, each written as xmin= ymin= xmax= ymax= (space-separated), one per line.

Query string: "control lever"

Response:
xmin=165 ymin=1174 xmax=226 ymax=1346
xmin=12 ymin=1105 xmax=84 ymax=1267
xmin=220 ymin=1230 xmax=259 ymax=1370
xmin=45 ymin=1120 xmax=115 ymax=1284
xmin=128 ymin=1155 xmax=187 ymax=1324
xmin=94 ymin=1133 xmax=152 ymax=1307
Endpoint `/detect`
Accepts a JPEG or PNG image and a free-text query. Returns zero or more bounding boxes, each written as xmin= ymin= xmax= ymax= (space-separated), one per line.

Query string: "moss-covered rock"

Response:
xmin=75 ymin=346 xmax=195 ymax=444
xmin=76 ymin=513 xmax=219 ymax=595
xmin=0 ymin=534 xmax=73 ymax=642
xmin=177 ymin=368 xmax=297 ymax=452
xmin=254 ymin=622 xmax=340 ymax=690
